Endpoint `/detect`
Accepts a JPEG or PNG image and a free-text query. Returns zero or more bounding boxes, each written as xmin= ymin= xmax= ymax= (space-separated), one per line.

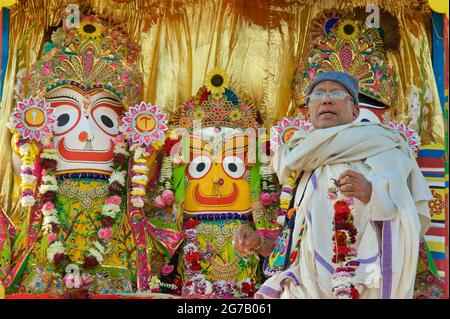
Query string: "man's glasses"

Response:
xmin=307 ymin=90 xmax=353 ymax=105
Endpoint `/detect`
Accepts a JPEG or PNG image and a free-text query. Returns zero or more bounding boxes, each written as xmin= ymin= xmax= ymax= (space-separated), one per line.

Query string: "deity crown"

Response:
xmin=24 ymin=12 xmax=143 ymax=109
xmin=292 ymin=8 xmax=399 ymax=108
xmin=171 ymin=69 xmax=260 ymax=132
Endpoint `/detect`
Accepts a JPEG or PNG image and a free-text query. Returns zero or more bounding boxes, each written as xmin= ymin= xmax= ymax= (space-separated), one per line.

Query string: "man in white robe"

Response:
xmin=233 ymin=71 xmax=432 ymax=299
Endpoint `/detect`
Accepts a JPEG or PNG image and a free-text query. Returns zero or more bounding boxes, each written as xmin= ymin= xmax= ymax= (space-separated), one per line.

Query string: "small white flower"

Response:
xmin=114 ymin=144 xmax=130 ymax=156
xmin=42 ymin=175 xmax=57 ymax=185
xmin=149 ymin=276 xmax=161 ymax=289
xmin=131 ymin=197 xmax=144 ymax=208
xmin=43 ymin=215 xmax=58 ymax=225
xmin=40 ymin=152 xmax=59 ymax=160
xmin=39 ymin=184 xmax=58 ymax=194
xmin=21 ymin=174 xmax=36 ymax=184
xmin=183 ymin=243 xmax=198 ymax=254
xmin=132 ymin=145 xmax=149 ymax=161
xmin=42 ymin=224 xmax=53 ymax=235
xmin=18 ymin=144 xmax=31 ymax=156
xmin=109 ymin=170 xmax=126 ymax=185
xmin=101 ymin=204 xmax=120 ymax=218
xmin=132 ymin=175 xmax=148 ymax=184
xmin=279 ymin=192 xmax=291 ymax=201
xmin=47 ymin=241 xmax=65 ymax=262
xmin=132 ymin=164 xmax=149 ymax=172
xmin=94 ymin=241 xmax=106 ymax=255
xmin=21 ymin=195 xmax=36 ymax=207
xmin=88 ymin=247 xmax=104 ymax=263
xmin=204 ymin=281 xmax=213 ymax=295
xmin=42 ymin=208 xmax=57 ymax=217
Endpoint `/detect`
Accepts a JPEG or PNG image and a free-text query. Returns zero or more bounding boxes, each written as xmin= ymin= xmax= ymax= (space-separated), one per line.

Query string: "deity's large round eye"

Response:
xmin=356 ymin=109 xmax=381 ymax=123
xmin=92 ymin=106 xmax=119 ymax=136
xmin=57 ymin=114 xmax=70 ymax=126
xmin=222 ymin=156 xmax=246 ymax=179
xmin=188 ymin=156 xmax=212 ymax=179
xmin=52 ymin=104 xmax=80 ymax=136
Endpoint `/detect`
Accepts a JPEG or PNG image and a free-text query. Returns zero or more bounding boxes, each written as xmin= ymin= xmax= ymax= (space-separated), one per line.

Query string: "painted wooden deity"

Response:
xmin=150 ymin=70 xmax=281 ymax=297
xmin=0 ymin=12 xmax=173 ymax=296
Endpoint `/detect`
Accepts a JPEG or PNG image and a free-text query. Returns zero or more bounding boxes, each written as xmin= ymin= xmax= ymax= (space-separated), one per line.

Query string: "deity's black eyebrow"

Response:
xmin=91 ymin=96 xmax=122 ymax=106
xmin=45 ymin=95 xmax=81 ymax=105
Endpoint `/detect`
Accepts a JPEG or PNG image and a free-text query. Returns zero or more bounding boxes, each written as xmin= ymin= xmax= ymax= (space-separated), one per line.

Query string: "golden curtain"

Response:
xmin=0 ymin=0 xmax=444 ymax=214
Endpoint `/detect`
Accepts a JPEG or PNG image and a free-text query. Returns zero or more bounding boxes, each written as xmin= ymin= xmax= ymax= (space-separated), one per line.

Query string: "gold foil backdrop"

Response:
xmin=0 ymin=0 xmax=445 ymax=214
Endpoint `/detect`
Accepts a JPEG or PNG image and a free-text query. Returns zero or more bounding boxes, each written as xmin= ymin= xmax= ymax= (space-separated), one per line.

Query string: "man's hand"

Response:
xmin=232 ymin=226 xmax=262 ymax=256
xmin=338 ymin=170 xmax=372 ymax=204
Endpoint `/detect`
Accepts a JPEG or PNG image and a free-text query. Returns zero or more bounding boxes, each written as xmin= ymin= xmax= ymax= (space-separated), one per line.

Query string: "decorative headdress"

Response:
xmin=292 ymin=8 xmax=399 ymax=109
xmin=24 ymin=13 xmax=142 ymax=109
xmin=171 ymin=68 xmax=260 ymax=131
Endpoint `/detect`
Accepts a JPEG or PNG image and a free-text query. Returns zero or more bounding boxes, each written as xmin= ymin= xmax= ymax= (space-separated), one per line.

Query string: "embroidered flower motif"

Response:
xmin=192 ymin=108 xmax=206 ymax=121
xmin=210 ymin=107 xmax=226 ymax=120
xmin=229 ymin=109 xmax=242 ymax=122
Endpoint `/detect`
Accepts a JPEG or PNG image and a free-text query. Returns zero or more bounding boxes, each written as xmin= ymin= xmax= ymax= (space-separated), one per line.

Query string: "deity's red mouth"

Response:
xmin=57 ymin=138 xmax=114 ymax=163
xmin=193 ymin=183 xmax=239 ymax=207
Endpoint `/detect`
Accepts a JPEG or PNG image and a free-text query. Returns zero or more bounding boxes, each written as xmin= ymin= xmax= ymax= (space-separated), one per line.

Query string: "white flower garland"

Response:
xmin=130 ymin=144 xmax=151 ymax=209
xmin=41 ymin=135 xmax=130 ymax=268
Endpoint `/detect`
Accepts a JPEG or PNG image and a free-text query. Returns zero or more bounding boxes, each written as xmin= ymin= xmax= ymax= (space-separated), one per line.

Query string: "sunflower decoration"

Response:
xmin=78 ymin=20 xmax=105 ymax=40
xmin=335 ymin=19 xmax=360 ymax=40
xmin=205 ymin=68 xmax=229 ymax=97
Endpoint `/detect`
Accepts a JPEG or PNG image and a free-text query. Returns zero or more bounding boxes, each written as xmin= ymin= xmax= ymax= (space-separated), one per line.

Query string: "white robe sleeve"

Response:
xmin=353 ymin=175 xmax=397 ymax=221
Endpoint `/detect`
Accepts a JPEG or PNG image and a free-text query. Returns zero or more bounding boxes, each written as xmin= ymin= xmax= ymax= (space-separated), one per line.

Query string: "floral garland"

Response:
xmin=181 ymin=220 xmax=257 ymax=298
xmin=44 ymin=134 xmax=130 ymax=279
xmin=130 ymin=144 xmax=152 ymax=208
xmin=154 ymin=128 xmax=182 ymax=207
xmin=154 ymin=156 xmax=175 ymax=208
xmin=40 ymin=140 xmax=63 ymax=265
xmin=259 ymin=165 xmax=278 ymax=207
xmin=17 ymin=138 xmax=38 ymax=207
xmin=9 ymin=97 xmax=56 ymax=208
xmin=258 ymin=133 xmax=279 ymax=208
xmin=278 ymin=171 xmax=298 ymax=218
xmin=328 ymin=178 xmax=360 ymax=299
xmin=148 ymin=254 xmax=182 ymax=295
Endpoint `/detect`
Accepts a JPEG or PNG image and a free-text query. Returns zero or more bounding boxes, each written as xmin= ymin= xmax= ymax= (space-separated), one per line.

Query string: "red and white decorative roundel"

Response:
xmin=11 ymin=97 xmax=56 ymax=142
xmin=121 ymin=102 xmax=168 ymax=146
xmin=270 ymin=117 xmax=311 ymax=153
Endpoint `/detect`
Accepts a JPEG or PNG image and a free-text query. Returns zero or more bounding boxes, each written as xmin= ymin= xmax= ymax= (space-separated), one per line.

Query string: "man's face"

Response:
xmin=306 ymin=80 xmax=360 ymax=129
